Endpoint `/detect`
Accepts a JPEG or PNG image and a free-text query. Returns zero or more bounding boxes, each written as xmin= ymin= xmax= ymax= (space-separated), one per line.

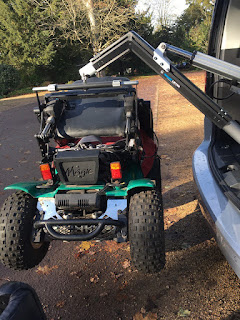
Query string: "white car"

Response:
xmin=193 ymin=0 xmax=240 ymax=278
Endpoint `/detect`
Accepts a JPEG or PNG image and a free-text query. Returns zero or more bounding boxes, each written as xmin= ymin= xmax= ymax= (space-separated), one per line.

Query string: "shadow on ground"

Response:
xmin=163 ymin=180 xmax=197 ymax=209
xmin=224 ymin=312 xmax=240 ymax=320
xmin=165 ymin=206 xmax=214 ymax=252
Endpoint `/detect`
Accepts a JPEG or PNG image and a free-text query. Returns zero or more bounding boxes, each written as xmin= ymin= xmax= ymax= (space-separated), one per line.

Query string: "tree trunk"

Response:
xmin=83 ymin=0 xmax=98 ymax=54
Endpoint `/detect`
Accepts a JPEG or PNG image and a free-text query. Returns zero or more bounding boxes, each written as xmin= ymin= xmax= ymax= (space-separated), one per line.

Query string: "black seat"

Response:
xmin=47 ymin=77 xmax=136 ymax=139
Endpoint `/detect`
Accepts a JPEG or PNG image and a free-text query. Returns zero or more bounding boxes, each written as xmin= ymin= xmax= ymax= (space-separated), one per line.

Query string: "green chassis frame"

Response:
xmin=5 ymin=177 xmax=155 ymax=241
xmin=5 ymin=161 xmax=155 ymax=198
xmin=5 ymin=178 xmax=155 ymax=199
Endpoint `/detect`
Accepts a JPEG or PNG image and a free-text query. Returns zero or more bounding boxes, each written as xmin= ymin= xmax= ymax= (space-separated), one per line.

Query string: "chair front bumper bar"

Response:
xmin=34 ymin=218 xmax=125 ymax=241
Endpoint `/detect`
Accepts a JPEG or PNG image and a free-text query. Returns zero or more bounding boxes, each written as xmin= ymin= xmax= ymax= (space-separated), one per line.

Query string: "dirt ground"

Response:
xmin=1 ymin=71 xmax=240 ymax=320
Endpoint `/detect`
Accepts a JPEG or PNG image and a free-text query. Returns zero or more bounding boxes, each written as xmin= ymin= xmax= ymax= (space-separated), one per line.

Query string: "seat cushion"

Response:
xmin=56 ymin=95 xmax=127 ymax=138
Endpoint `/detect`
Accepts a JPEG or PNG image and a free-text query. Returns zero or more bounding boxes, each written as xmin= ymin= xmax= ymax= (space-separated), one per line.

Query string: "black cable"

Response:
xmin=208 ymin=78 xmax=235 ymax=100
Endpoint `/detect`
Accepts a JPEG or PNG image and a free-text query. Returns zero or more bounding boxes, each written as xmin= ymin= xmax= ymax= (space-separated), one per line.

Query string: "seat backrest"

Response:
xmin=56 ymin=93 xmax=130 ymax=138
xmin=51 ymin=77 xmax=136 ymax=139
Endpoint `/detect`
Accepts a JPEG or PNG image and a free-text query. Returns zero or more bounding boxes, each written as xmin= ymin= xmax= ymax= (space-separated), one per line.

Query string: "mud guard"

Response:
xmin=4 ymin=179 xmax=155 ymax=198
xmin=4 ymin=182 xmax=56 ymax=198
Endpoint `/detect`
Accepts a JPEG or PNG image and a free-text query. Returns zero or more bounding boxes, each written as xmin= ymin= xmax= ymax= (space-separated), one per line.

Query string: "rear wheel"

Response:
xmin=0 ymin=191 xmax=49 ymax=270
xmin=128 ymin=189 xmax=165 ymax=273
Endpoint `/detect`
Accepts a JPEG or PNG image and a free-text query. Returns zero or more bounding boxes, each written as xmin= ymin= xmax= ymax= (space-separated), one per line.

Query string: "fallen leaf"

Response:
xmin=110 ymin=272 xmax=123 ymax=281
xmin=0 ymin=277 xmax=10 ymax=281
xmin=100 ymin=292 xmax=108 ymax=298
xmin=56 ymin=300 xmax=65 ymax=308
xmin=90 ymin=275 xmax=99 ymax=283
xmin=122 ymin=260 xmax=131 ymax=269
xmin=141 ymin=307 xmax=146 ymax=314
xmin=122 ymin=244 xmax=130 ymax=252
xmin=103 ymin=240 xmax=121 ymax=253
xmin=119 ymin=281 xmax=128 ymax=290
xmin=178 ymin=308 xmax=191 ymax=317
xmin=74 ymin=246 xmax=92 ymax=258
xmin=18 ymin=159 xmax=27 ymax=163
xmin=144 ymin=312 xmax=158 ymax=320
xmin=74 ymin=252 xmax=83 ymax=259
xmin=3 ymin=168 xmax=13 ymax=171
xmin=70 ymin=271 xmax=83 ymax=278
xmin=76 ymin=241 xmax=95 ymax=252
xmin=161 ymin=154 xmax=171 ymax=160
xmin=133 ymin=312 xmax=144 ymax=320
xmin=36 ymin=265 xmax=58 ymax=275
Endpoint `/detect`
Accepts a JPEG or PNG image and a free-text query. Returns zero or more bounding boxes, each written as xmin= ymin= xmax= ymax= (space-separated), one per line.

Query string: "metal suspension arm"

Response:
xmin=164 ymin=43 xmax=240 ymax=82
xmin=79 ymin=31 xmax=240 ymax=144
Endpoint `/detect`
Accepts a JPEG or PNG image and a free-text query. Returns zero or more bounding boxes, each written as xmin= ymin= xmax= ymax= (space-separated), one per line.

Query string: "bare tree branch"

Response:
xmin=37 ymin=0 xmax=136 ymax=54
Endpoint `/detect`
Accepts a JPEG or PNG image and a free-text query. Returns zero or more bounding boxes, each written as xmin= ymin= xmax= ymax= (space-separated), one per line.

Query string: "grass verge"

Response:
xmin=0 ymin=87 xmax=33 ymax=99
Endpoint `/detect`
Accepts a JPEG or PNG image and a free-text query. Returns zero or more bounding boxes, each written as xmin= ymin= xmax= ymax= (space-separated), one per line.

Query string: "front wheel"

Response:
xmin=128 ymin=189 xmax=165 ymax=273
xmin=0 ymin=191 xmax=49 ymax=270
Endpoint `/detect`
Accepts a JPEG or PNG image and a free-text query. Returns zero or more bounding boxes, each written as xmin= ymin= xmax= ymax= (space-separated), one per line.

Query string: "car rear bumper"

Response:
xmin=193 ymin=139 xmax=240 ymax=278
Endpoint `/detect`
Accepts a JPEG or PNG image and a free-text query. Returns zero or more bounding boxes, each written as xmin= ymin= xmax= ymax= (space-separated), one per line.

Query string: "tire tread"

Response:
xmin=0 ymin=191 xmax=49 ymax=270
xmin=129 ymin=189 xmax=165 ymax=273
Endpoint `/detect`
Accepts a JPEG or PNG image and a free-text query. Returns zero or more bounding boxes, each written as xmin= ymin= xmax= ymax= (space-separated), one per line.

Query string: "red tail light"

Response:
xmin=110 ymin=162 xmax=122 ymax=180
xmin=40 ymin=163 xmax=52 ymax=180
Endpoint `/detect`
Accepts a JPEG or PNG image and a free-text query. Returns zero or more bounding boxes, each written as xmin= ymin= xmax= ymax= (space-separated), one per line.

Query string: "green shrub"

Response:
xmin=0 ymin=64 xmax=20 ymax=96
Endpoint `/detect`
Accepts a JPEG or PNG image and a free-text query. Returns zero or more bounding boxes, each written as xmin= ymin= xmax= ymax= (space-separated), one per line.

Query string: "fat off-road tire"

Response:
xmin=0 ymin=191 xmax=49 ymax=270
xmin=129 ymin=189 xmax=165 ymax=273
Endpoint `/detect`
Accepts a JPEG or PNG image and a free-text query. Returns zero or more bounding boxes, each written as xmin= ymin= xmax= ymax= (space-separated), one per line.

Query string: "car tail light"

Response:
xmin=110 ymin=162 xmax=122 ymax=180
xmin=40 ymin=163 xmax=52 ymax=180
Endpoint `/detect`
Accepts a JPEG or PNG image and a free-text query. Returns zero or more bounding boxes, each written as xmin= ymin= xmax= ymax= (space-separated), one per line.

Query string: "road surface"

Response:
xmin=0 ymin=73 xmax=240 ymax=320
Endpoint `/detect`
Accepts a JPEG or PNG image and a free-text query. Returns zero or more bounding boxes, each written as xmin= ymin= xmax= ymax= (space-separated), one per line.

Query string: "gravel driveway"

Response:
xmin=0 ymin=73 xmax=240 ymax=320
